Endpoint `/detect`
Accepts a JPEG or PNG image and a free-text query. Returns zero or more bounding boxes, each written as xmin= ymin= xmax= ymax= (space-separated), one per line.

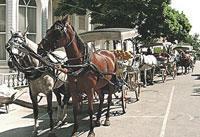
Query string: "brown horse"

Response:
xmin=38 ymin=16 xmax=117 ymax=137
xmin=177 ymin=50 xmax=192 ymax=74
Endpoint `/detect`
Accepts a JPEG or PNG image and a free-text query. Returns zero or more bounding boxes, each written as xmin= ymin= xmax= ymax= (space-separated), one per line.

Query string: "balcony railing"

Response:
xmin=0 ymin=72 xmax=28 ymax=88
xmin=0 ymin=72 xmax=29 ymax=113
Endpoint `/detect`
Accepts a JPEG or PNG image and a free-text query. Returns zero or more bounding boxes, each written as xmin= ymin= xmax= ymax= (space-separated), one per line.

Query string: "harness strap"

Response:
xmin=89 ymin=63 xmax=116 ymax=76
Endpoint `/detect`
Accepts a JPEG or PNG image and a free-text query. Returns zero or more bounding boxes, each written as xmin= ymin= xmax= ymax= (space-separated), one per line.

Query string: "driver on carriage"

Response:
xmin=147 ymin=47 xmax=152 ymax=55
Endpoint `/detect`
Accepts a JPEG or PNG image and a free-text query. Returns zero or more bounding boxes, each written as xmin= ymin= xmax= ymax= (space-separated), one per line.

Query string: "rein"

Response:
xmin=6 ymin=41 xmax=57 ymax=80
xmin=65 ymin=54 xmax=87 ymax=62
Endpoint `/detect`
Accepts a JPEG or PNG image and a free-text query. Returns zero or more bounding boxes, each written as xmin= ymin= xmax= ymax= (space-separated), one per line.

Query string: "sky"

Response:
xmin=171 ymin=0 xmax=200 ymax=35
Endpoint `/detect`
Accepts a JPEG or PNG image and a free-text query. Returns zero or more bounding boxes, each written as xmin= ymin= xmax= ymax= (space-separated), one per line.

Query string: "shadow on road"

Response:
xmin=192 ymin=87 xmax=200 ymax=96
xmin=0 ymin=96 xmax=137 ymax=137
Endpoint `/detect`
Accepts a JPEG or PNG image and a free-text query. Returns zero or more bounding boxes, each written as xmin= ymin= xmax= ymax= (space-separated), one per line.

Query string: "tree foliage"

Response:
xmin=161 ymin=4 xmax=192 ymax=43
xmin=185 ymin=34 xmax=200 ymax=51
xmin=55 ymin=0 xmax=192 ymax=43
xmin=138 ymin=2 xmax=192 ymax=43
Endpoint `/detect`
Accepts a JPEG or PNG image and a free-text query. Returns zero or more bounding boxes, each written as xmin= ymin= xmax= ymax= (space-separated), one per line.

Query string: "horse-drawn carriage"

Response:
xmin=173 ymin=46 xmax=195 ymax=74
xmin=5 ymin=20 xmax=142 ymax=136
xmin=139 ymin=42 xmax=176 ymax=83
xmin=3 ymin=13 xmax=197 ymax=137
xmin=79 ymin=28 xmax=141 ymax=113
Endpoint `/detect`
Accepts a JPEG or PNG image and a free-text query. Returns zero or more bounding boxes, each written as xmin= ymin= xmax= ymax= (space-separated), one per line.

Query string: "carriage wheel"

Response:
xmin=172 ymin=64 xmax=177 ymax=79
xmin=161 ymin=69 xmax=167 ymax=82
xmin=135 ymin=74 xmax=141 ymax=101
xmin=191 ymin=64 xmax=194 ymax=72
xmin=128 ymin=73 xmax=140 ymax=101
xmin=136 ymin=84 xmax=141 ymax=101
xmin=121 ymin=85 xmax=127 ymax=114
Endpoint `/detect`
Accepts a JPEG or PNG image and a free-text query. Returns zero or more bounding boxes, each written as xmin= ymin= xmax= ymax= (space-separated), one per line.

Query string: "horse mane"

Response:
xmin=70 ymin=25 xmax=88 ymax=55
xmin=70 ymin=25 xmax=85 ymax=47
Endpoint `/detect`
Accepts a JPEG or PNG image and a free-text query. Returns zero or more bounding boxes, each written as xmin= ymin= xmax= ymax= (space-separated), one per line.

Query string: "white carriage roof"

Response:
xmin=173 ymin=46 xmax=190 ymax=51
xmin=139 ymin=43 xmax=163 ymax=48
xmin=79 ymin=28 xmax=138 ymax=42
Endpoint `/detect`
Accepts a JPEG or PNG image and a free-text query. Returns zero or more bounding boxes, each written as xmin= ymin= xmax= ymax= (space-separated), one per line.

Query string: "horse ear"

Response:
xmin=10 ymin=30 xmax=13 ymax=36
xmin=23 ymin=25 xmax=29 ymax=36
xmin=62 ymin=15 xmax=69 ymax=24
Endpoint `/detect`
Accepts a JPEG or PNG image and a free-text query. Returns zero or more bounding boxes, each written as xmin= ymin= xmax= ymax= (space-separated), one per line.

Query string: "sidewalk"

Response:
xmin=0 ymin=85 xmax=60 ymax=113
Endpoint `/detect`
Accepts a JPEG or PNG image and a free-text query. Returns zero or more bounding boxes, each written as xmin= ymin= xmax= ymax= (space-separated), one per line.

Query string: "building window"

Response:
xmin=0 ymin=0 xmax=6 ymax=61
xmin=79 ymin=16 xmax=86 ymax=30
xmin=19 ymin=0 xmax=36 ymax=42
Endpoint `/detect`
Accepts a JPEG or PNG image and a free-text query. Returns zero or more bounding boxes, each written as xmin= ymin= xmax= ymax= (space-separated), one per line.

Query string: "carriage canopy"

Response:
xmin=79 ymin=28 xmax=138 ymax=42
xmin=173 ymin=46 xmax=190 ymax=51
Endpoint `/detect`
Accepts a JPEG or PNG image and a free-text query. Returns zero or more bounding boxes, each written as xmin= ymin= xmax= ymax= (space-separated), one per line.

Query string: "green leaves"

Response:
xmin=162 ymin=4 xmax=192 ymax=43
xmin=138 ymin=2 xmax=192 ymax=43
xmin=55 ymin=0 xmax=192 ymax=44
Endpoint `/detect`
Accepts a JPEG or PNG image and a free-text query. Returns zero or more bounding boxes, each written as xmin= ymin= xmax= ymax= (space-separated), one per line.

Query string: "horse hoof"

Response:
xmin=48 ymin=132 xmax=57 ymax=137
xmin=88 ymin=131 xmax=95 ymax=137
xmin=61 ymin=119 xmax=68 ymax=126
xmin=95 ymin=120 xmax=101 ymax=127
xmin=31 ymin=131 xmax=38 ymax=137
xmin=56 ymin=121 xmax=62 ymax=126
xmin=150 ymin=81 xmax=154 ymax=85
xmin=71 ymin=132 xmax=78 ymax=137
xmin=103 ymin=120 xmax=110 ymax=126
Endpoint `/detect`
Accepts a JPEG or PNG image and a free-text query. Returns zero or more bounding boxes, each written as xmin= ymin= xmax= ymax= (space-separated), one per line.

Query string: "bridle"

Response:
xmin=6 ymin=34 xmax=53 ymax=76
xmin=41 ymin=21 xmax=76 ymax=51
xmin=39 ymin=21 xmax=90 ymax=65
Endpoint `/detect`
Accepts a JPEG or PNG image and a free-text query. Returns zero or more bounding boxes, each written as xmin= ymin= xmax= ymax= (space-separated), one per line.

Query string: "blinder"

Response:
xmin=6 ymin=34 xmax=28 ymax=59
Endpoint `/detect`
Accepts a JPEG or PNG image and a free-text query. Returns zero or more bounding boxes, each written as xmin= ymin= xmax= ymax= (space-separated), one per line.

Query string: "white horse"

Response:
xmin=135 ymin=54 xmax=157 ymax=87
xmin=6 ymin=31 xmax=69 ymax=136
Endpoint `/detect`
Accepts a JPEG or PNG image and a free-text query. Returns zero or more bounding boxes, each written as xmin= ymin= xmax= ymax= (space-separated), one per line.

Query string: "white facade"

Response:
xmin=0 ymin=0 xmax=91 ymax=72
xmin=0 ymin=0 xmax=51 ymax=72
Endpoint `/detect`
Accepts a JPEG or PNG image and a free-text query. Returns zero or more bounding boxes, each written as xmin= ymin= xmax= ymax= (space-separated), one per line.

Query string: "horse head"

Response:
xmin=39 ymin=15 xmax=86 ymax=65
xmin=38 ymin=15 xmax=74 ymax=53
xmin=6 ymin=31 xmax=39 ymax=70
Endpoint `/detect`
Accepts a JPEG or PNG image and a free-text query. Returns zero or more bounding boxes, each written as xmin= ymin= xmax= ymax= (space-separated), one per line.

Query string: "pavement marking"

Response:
xmin=118 ymin=115 xmax=164 ymax=118
xmin=159 ymin=86 xmax=175 ymax=137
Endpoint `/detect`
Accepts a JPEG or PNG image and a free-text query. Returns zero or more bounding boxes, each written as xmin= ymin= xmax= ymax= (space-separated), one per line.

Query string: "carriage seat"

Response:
xmin=153 ymin=53 xmax=169 ymax=61
xmin=113 ymin=50 xmax=133 ymax=60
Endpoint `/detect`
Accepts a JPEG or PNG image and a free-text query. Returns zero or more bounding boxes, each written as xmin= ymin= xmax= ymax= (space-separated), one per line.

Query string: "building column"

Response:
xmin=6 ymin=0 xmax=18 ymax=41
xmin=40 ymin=0 xmax=49 ymax=38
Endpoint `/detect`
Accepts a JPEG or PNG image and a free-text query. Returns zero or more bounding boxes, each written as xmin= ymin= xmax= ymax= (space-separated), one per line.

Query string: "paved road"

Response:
xmin=1 ymin=62 xmax=200 ymax=137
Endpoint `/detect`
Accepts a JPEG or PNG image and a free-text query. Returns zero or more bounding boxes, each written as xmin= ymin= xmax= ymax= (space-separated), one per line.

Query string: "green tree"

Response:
xmin=162 ymin=4 xmax=192 ymax=43
xmin=185 ymin=34 xmax=200 ymax=51
xmin=55 ymin=0 xmax=146 ymax=28
xmin=55 ymin=0 xmax=191 ymax=44
xmin=138 ymin=2 xmax=191 ymax=43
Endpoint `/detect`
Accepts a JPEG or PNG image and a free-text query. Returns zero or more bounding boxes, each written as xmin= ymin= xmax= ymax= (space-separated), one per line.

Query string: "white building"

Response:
xmin=0 ymin=0 xmax=91 ymax=72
